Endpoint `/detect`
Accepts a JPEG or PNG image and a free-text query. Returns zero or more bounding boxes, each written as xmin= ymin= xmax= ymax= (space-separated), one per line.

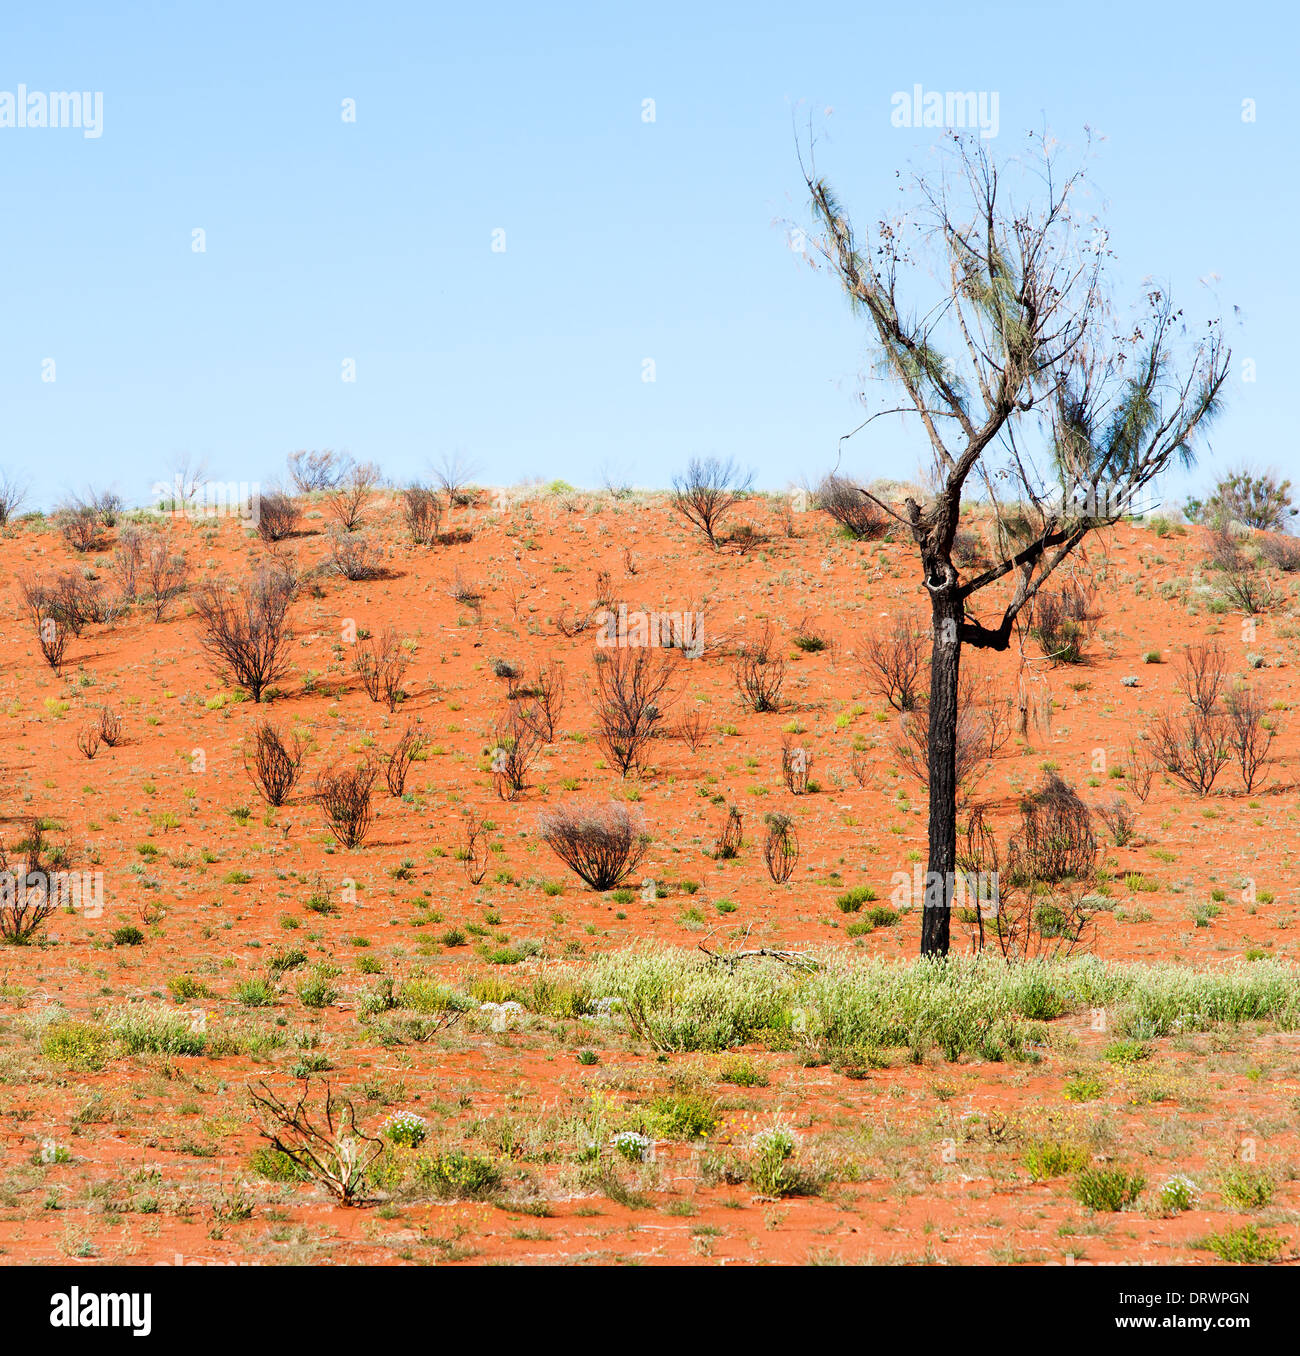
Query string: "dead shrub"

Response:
xmin=957 ymin=807 xmax=1100 ymax=962
xmin=0 ymin=820 xmax=69 ymax=944
xmin=518 ymin=661 xmax=565 ymax=742
xmin=402 ymin=484 xmax=443 ymax=545
xmin=539 ymin=802 xmax=648 ymax=891
xmin=328 ymin=531 xmax=385 ymax=581
xmin=249 ymin=1080 xmax=381 ymax=1206
xmin=1007 ymin=773 xmax=1097 ymax=884
xmin=97 ymin=706 xmax=122 ymax=747
xmin=1224 ymin=684 xmax=1276 ymax=793
xmin=849 ymin=747 xmax=873 ymax=788
xmin=762 ymin=812 xmax=798 ymax=883
xmin=245 ymin=721 xmax=304 ymax=807
xmin=111 ymin=528 xmax=148 ymax=601
xmin=780 ymin=740 xmax=812 ymax=794
xmin=1030 ymin=581 xmax=1098 ymax=664
xmin=145 ymin=543 xmax=190 ymax=621
xmin=355 ymin=628 xmax=409 ymax=710
xmin=1175 ymin=642 xmax=1227 ymax=715
xmin=315 ymin=757 xmax=378 ymax=848
xmin=670 ymin=456 xmax=753 ymax=548
xmin=892 ymin=705 xmax=991 ymax=808
xmin=713 ymin=806 xmax=743 ymax=859
xmin=462 ymin=811 xmax=489 ymax=884
xmin=76 ymin=722 xmax=101 ymax=760
xmin=733 ymin=624 xmax=785 ymax=713
xmin=58 ymin=502 xmax=107 ymax=553
xmin=676 ymin=709 xmax=709 ymax=753
xmin=814 ymin=474 xmax=888 ymax=540
xmin=256 ymin=490 xmax=301 ymax=543
xmin=1258 ymin=532 xmax=1300 ymax=572
xmin=1148 ymin=706 xmax=1231 ymax=796
xmin=446 ymin=569 xmax=484 ymax=610
xmin=326 ymin=460 xmax=383 ymax=532
xmin=192 ymin=565 xmax=298 ymax=702
xmin=1095 ymin=795 xmax=1137 ymax=847
xmin=0 ymin=470 xmax=27 ymax=528
xmin=591 ymin=647 xmax=677 ymax=777
xmin=1126 ymin=740 xmax=1157 ymax=803
xmin=385 ymin=723 xmax=425 ymax=797
xmin=491 ymin=704 xmax=544 ymax=801
xmin=34 ymin=610 xmax=68 ymax=671
xmin=288 ymin=449 xmax=349 ymax=494
xmin=860 ymin=616 xmax=927 ymax=712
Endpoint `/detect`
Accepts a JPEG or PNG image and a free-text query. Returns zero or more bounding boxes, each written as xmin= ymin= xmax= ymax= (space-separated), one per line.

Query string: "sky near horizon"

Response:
xmin=0 ymin=0 xmax=1293 ymax=512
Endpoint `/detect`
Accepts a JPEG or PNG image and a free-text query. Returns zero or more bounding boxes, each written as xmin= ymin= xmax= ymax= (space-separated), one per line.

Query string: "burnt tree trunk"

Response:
xmin=921 ymin=563 xmax=963 ymax=958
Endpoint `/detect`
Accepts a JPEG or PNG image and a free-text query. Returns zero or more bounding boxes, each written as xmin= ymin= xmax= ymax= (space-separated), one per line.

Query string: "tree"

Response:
xmin=1187 ymin=466 xmax=1295 ymax=532
xmin=803 ymin=130 xmax=1229 ymax=955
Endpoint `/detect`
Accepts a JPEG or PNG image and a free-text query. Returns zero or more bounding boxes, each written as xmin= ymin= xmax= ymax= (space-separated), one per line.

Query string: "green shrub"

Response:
xmin=381 ymin=1111 xmax=428 ymax=1148
xmin=1157 ymin=1175 xmax=1199 ymax=1214
xmin=398 ymin=978 xmax=457 ymax=1014
xmin=248 ymin=1145 xmax=310 ymax=1183
xmin=233 ymin=978 xmax=277 ymax=1008
xmin=1219 ymin=1165 xmax=1275 ymax=1211
xmin=296 ymin=965 xmax=340 ymax=1009
xmin=1074 ymin=1168 xmax=1145 ymax=1212
xmin=412 ymin=1150 xmax=503 ymax=1199
xmin=1023 ymin=1141 xmax=1089 ymax=1180
xmin=1063 ymin=1074 xmax=1105 ymax=1102
xmin=1195 ymin=1224 xmax=1284 ymax=1264
xmin=1103 ymin=1039 xmax=1152 ymax=1064
xmin=42 ymin=1020 xmax=111 ymax=1071
xmin=718 ymin=1055 xmax=769 ymax=1087
xmin=167 ymin=975 xmax=212 ymax=1001
xmin=111 ymin=925 xmax=144 ymax=946
xmin=649 ymin=1092 xmax=719 ymax=1140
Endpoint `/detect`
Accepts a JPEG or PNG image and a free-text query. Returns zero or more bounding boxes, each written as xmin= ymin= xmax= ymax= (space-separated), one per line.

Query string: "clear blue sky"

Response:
xmin=1 ymin=0 xmax=1293 ymax=511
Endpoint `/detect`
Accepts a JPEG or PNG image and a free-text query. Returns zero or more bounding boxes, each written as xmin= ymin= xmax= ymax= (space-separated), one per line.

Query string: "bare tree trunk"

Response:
xmin=922 ymin=587 xmax=962 ymax=957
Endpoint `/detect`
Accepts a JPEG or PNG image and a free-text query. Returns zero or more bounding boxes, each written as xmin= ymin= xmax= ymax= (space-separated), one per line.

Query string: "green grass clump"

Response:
xmin=1103 ymin=1039 xmax=1152 ymax=1064
xmin=835 ymin=885 xmax=878 ymax=913
xmin=1074 ymin=1168 xmax=1145 ymax=1212
xmin=267 ymin=948 xmax=308 ymax=975
xmin=517 ymin=950 xmax=1300 ymax=1062
xmin=108 ymin=1005 xmax=207 ymax=1056
xmin=1023 ymin=1141 xmax=1089 ymax=1181
xmin=398 ymin=978 xmax=458 ymax=1014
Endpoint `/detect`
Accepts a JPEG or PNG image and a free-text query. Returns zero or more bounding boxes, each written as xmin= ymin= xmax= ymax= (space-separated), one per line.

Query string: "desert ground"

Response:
xmin=0 ymin=483 xmax=1296 ymax=1266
